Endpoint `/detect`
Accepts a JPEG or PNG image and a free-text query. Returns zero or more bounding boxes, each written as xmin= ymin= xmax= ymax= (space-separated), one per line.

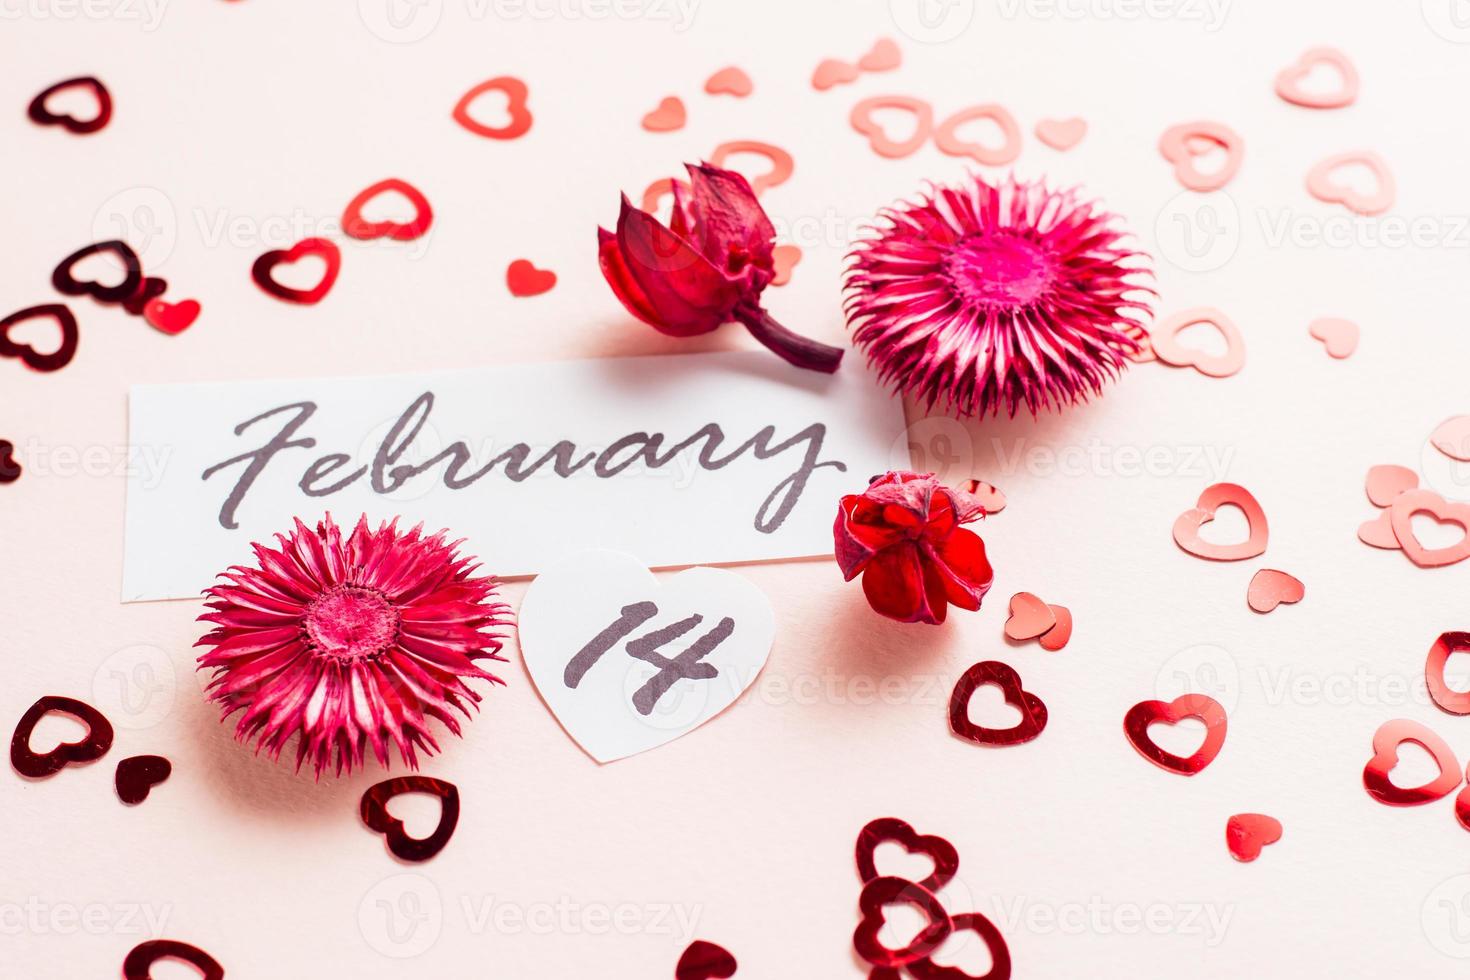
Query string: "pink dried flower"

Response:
xmin=844 ymin=174 xmax=1153 ymax=417
xmin=196 ymin=514 xmax=511 ymax=777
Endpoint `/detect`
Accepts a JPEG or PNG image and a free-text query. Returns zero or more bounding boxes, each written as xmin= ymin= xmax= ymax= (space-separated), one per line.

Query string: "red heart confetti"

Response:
xmin=1365 ymin=464 xmax=1417 ymax=507
xmin=853 ymin=876 xmax=952 ymax=969
xmin=1003 ymin=592 xmax=1055 ymax=641
xmin=1362 ymin=719 xmax=1461 ymax=806
xmin=676 ymin=940 xmax=737 ymax=979
xmin=1037 ymin=605 xmax=1072 ymax=651
xmin=10 ymin=695 xmax=114 ymax=778
xmin=52 ymin=239 xmax=143 ymax=305
xmin=1430 ymin=417 xmax=1470 ymax=462
xmin=506 ymin=259 xmax=557 ymax=297
xmin=857 ymin=38 xmax=902 ymax=72
xmin=1226 ymin=813 xmax=1282 ymax=863
xmin=342 ymin=178 xmax=434 ymax=241
xmin=811 ymin=58 xmax=861 ymax=90
xmin=855 ymin=817 xmax=959 ymax=893
xmin=0 ymin=440 xmax=21 ymax=484
xmin=1426 ymin=632 xmax=1470 ymax=716
xmin=949 ymin=661 xmax=1048 ymax=746
xmin=28 ymin=75 xmax=112 ymax=134
xmin=251 ymin=237 xmax=341 ymax=305
xmin=1246 ymin=569 xmax=1304 ymax=613
xmin=452 ymin=76 xmax=533 ymax=140
xmin=122 ymin=940 xmax=223 ymax=980
xmin=1388 ymin=489 xmax=1470 ymax=567
xmin=360 ymin=775 xmax=461 ymax=862
xmin=1172 ymin=482 xmax=1269 ymax=561
xmin=906 ymin=911 xmax=1012 ymax=980
xmin=0 ymin=304 xmax=80 ymax=373
xmin=115 ymin=754 xmax=172 ymax=805
xmin=1123 ymin=694 xmax=1227 ymax=775
xmin=641 ymin=95 xmax=686 ymax=132
xmin=703 ymin=66 xmax=752 ymax=98
xmin=144 ymin=298 xmax=200 ymax=336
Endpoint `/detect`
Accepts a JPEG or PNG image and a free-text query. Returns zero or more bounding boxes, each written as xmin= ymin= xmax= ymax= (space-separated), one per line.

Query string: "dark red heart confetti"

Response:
xmin=855 ymin=817 xmax=959 ymax=893
xmin=52 ymin=239 xmax=143 ymax=305
xmin=506 ymin=258 xmax=557 ymax=297
xmin=122 ymin=939 xmax=223 ymax=980
xmin=675 ymin=940 xmax=737 ymax=979
xmin=360 ymin=775 xmax=460 ymax=862
xmin=949 ymin=661 xmax=1048 ymax=746
xmin=27 ymin=76 xmax=113 ymax=134
xmin=1362 ymin=718 xmax=1461 ymax=805
xmin=0 ymin=304 xmax=80 ymax=373
xmin=115 ymin=754 xmax=172 ymax=805
xmin=1426 ymin=631 xmax=1470 ymax=716
xmin=907 ymin=911 xmax=1012 ymax=980
xmin=144 ymin=298 xmax=200 ymax=335
xmin=853 ymin=876 xmax=952 ymax=969
xmin=10 ymin=695 xmax=114 ymax=778
xmin=251 ymin=237 xmax=341 ymax=305
xmin=0 ymin=440 xmax=21 ymax=484
xmin=1123 ymin=694 xmax=1227 ymax=775
xmin=121 ymin=276 xmax=168 ymax=316
xmin=452 ymin=76 xmax=533 ymax=139
xmin=342 ymin=178 xmax=434 ymax=241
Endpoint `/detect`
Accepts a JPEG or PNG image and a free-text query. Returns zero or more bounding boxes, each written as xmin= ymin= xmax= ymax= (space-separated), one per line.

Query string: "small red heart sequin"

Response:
xmin=1274 ymin=47 xmax=1358 ymax=109
xmin=855 ymin=817 xmax=959 ymax=893
xmin=1226 ymin=813 xmax=1282 ymax=863
xmin=704 ymin=66 xmax=753 ymax=98
xmin=1456 ymin=779 xmax=1470 ymax=832
xmin=949 ymin=661 xmax=1048 ymax=746
xmin=1389 ymin=489 xmax=1470 ymax=567
xmin=115 ymin=754 xmax=172 ymax=805
xmin=360 ymin=775 xmax=460 ymax=862
xmin=251 ymin=237 xmax=341 ymax=305
xmin=0 ymin=304 xmax=80 ymax=374
xmin=853 ymin=876 xmax=952 ymax=969
xmin=1150 ymin=307 xmax=1246 ymax=378
xmin=1430 ymin=417 xmax=1470 ymax=462
xmin=812 ymin=58 xmax=861 ymax=90
xmin=1246 ymin=569 xmax=1303 ymax=613
xmin=906 ymin=912 xmax=1012 ymax=980
xmin=1426 ymin=632 xmax=1470 ymax=716
xmin=0 ymin=440 xmax=21 ymax=484
xmin=1306 ymin=151 xmax=1395 ymax=216
xmin=506 ymin=259 xmax=557 ymax=297
xmin=28 ymin=76 xmax=112 ymax=134
xmin=676 ymin=940 xmax=737 ymax=979
xmin=1362 ymin=718 xmax=1461 ymax=806
xmin=1308 ymin=317 xmax=1358 ymax=359
xmin=452 ymin=76 xmax=532 ymax=140
xmin=1365 ymin=464 xmax=1417 ymax=508
xmin=1003 ymin=592 xmax=1055 ymax=641
xmin=850 ymin=96 xmax=935 ymax=159
xmin=857 ymin=38 xmax=902 ymax=72
xmin=143 ymin=298 xmax=200 ymax=335
xmin=1158 ymin=121 xmax=1243 ymax=192
xmin=1172 ymin=482 xmax=1268 ymax=561
xmin=122 ymin=940 xmax=223 ymax=980
xmin=1357 ymin=509 xmax=1400 ymax=550
xmin=1035 ymin=117 xmax=1087 ymax=151
xmin=52 ymin=239 xmax=143 ymax=305
xmin=641 ymin=95 xmax=686 ymax=132
xmin=771 ymin=244 xmax=802 ymax=287
xmin=934 ymin=104 xmax=1022 ymax=167
xmin=1123 ymin=694 xmax=1227 ymax=775
xmin=342 ymin=178 xmax=434 ymax=241
xmin=1037 ymin=605 xmax=1072 ymax=652
xmin=10 ymin=695 xmax=114 ymax=778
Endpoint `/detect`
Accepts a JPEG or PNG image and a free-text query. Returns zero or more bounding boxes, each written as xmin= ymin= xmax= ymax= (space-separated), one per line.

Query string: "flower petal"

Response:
xmin=614 ymin=195 xmax=737 ymax=336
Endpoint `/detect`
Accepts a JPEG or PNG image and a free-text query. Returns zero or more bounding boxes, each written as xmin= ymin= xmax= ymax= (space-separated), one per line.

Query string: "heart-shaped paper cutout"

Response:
xmin=1389 ymin=489 xmax=1470 ymax=567
xmin=10 ymin=695 xmax=114 ymax=778
xmin=28 ymin=76 xmax=112 ymax=134
xmin=1246 ymin=569 xmax=1303 ymax=613
xmin=1366 ymin=464 xmax=1418 ymax=507
xmin=641 ymin=96 xmax=686 ymax=132
xmin=361 ymin=775 xmax=460 ymax=862
xmin=1037 ymin=605 xmax=1072 ymax=651
xmin=1362 ymin=718 xmax=1461 ymax=805
xmin=115 ymin=754 xmax=172 ymax=805
xmin=704 ymin=66 xmax=753 ymax=98
xmin=342 ymin=178 xmax=434 ymax=241
xmin=906 ymin=911 xmax=1012 ymax=980
xmin=771 ymin=244 xmax=802 ymax=287
xmin=1226 ymin=814 xmax=1282 ymax=862
xmin=52 ymin=239 xmax=143 ymax=305
xmin=812 ymin=58 xmax=861 ymax=90
xmin=1308 ymin=317 xmax=1358 ymax=358
xmin=934 ymin=104 xmax=1022 ymax=166
xmin=0 ymin=304 xmax=79 ymax=373
xmin=855 ymin=817 xmax=959 ymax=893
xmin=519 ymin=550 xmax=775 ymax=763
xmin=1358 ymin=509 xmax=1401 ymax=550
xmin=850 ymin=96 xmax=935 ymax=159
xmin=858 ymin=38 xmax=902 ymax=72
xmin=676 ymin=940 xmax=737 ymax=979
xmin=708 ymin=141 xmax=794 ymax=195
xmin=1426 ymin=632 xmax=1470 ymax=716
xmin=1150 ymin=307 xmax=1246 ymax=378
xmin=853 ymin=876 xmax=952 ymax=969
xmin=452 ymin=76 xmax=532 ymax=139
xmin=949 ymin=661 xmax=1048 ymax=746
xmin=0 ymin=440 xmax=21 ymax=484
xmin=122 ymin=276 xmax=168 ymax=316
xmin=1035 ymin=117 xmax=1087 ymax=151
xmin=1274 ymin=47 xmax=1358 ymax=109
xmin=1306 ymin=151 xmax=1395 ymax=215
xmin=506 ymin=259 xmax=557 ymax=297
xmin=1172 ymin=482 xmax=1268 ymax=561
xmin=1123 ymin=694 xmax=1227 ymax=775
xmin=1158 ymin=121 xmax=1243 ymax=192
xmin=144 ymin=298 xmax=199 ymax=336
xmin=251 ymin=237 xmax=341 ymax=305
xmin=122 ymin=940 xmax=223 ymax=980
xmin=1003 ymin=592 xmax=1055 ymax=641
xmin=1431 ymin=416 xmax=1470 ymax=462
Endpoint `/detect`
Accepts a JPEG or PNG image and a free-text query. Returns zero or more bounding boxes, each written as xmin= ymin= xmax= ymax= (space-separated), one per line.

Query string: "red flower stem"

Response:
xmin=736 ymin=303 xmax=844 ymax=374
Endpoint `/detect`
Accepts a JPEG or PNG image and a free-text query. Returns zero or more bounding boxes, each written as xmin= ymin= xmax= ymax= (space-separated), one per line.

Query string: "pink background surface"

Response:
xmin=8 ymin=0 xmax=1470 ymax=976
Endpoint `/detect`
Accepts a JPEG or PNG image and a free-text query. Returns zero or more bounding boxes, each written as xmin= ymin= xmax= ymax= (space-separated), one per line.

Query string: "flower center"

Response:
xmin=303 ymin=585 xmax=400 ymax=664
xmin=944 ymin=231 xmax=1056 ymax=309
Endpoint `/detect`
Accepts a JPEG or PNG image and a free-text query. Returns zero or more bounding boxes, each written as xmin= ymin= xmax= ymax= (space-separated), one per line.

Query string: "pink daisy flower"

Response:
xmin=844 ymin=174 xmax=1154 ymax=417
xmin=196 ymin=515 xmax=511 ymax=777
